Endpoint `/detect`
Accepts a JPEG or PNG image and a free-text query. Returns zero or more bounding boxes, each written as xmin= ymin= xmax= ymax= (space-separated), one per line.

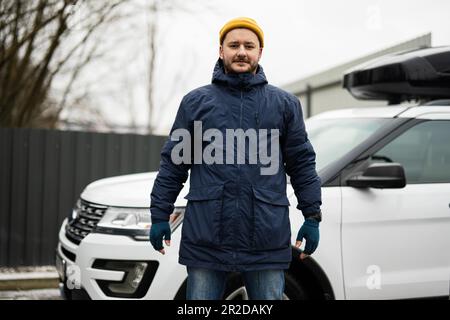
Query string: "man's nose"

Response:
xmin=237 ymin=45 xmax=247 ymax=57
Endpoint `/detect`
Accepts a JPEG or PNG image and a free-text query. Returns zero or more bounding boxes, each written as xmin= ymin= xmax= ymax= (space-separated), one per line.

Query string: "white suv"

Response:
xmin=55 ymin=104 xmax=450 ymax=300
xmin=56 ymin=47 xmax=450 ymax=300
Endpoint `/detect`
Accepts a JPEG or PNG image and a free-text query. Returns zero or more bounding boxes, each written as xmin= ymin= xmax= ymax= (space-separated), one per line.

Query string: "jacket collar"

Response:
xmin=212 ymin=58 xmax=268 ymax=89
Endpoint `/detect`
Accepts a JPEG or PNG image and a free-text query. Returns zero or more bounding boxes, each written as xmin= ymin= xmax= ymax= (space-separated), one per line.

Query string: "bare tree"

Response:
xmin=0 ymin=0 xmax=128 ymax=128
xmin=145 ymin=0 xmax=220 ymax=134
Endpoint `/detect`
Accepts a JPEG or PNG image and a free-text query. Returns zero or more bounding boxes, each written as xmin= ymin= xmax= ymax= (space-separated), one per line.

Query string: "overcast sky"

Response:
xmin=66 ymin=0 xmax=450 ymax=135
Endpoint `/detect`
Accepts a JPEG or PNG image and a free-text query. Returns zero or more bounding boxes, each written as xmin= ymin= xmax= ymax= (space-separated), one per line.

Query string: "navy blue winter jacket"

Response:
xmin=150 ymin=59 xmax=321 ymax=271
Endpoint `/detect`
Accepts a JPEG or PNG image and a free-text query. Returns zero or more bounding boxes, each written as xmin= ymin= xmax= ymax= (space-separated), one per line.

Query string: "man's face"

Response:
xmin=219 ymin=28 xmax=263 ymax=74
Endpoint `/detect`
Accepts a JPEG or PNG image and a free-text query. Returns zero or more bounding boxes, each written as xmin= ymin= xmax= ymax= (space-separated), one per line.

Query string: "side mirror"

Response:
xmin=347 ymin=162 xmax=406 ymax=189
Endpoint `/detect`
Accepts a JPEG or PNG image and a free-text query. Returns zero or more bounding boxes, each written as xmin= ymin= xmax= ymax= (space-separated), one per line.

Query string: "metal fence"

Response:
xmin=0 ymin=128 xmax=167 ymax=267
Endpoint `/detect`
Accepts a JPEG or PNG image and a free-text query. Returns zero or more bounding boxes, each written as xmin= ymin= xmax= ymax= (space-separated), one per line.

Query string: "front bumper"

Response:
xmin=57 ymin=219 xmax=187 ymax=300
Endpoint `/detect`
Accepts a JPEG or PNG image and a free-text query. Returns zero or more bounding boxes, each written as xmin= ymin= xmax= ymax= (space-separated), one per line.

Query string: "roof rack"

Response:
xmin=343 ymin=46 xmax=450 ymax=104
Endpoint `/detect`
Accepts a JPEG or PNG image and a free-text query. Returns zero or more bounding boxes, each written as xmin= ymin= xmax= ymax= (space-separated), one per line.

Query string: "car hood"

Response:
xmin=81 ymin=172 xmax=296 ymax=208
xmin=81 ymin=172 xmax=189 ymax=208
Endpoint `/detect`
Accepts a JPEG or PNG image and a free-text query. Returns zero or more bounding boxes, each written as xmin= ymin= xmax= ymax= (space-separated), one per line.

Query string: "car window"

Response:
xmin=373 ymin=120 xmax=450 ymax=183
xmin=306 ymin=118 xmax=389 ymax=172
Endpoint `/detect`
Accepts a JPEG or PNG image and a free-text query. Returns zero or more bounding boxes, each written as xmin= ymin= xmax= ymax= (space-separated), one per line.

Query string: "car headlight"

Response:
xmin=69 ymin=199 xmax=81 ymax=222
xmin=93 ymin=206 xmax=185 ymax=241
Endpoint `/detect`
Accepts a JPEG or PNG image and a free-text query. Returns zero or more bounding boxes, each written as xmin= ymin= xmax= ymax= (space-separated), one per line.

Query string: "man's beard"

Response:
xmin=223 ymin=58 xmax=258 ymax=74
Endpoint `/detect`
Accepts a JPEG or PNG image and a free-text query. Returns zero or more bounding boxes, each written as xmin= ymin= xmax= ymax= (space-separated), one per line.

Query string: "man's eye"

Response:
xmin=230 ymin=45 xmax=238 ymax=48
xmin=246 ymin=46 xmax=255 ymax=49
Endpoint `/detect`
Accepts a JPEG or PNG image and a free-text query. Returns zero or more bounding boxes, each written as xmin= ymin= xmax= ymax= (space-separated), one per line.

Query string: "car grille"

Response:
xmin=66 ymin=199 xmax=108 ymax=245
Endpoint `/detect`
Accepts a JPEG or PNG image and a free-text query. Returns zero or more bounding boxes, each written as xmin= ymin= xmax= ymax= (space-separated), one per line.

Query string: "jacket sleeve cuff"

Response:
xmin=304 ymin=211 xmax=322 ymax=223
xmin=150 ymin=208 xmax=171 ymax=223
xmin=297 ymin=205 xmax=322 ymax=220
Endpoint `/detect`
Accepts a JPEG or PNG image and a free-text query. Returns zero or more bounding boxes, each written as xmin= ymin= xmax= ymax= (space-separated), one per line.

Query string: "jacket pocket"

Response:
xmin=252 ymin=187 xmax=291 ymax=251
xmin=182 ymin=184 xmax=224 ymax=247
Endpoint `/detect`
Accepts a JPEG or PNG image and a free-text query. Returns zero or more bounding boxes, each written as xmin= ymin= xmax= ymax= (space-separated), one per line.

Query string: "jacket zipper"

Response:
xmin=236 ymin=89 xmax=243 ymax=210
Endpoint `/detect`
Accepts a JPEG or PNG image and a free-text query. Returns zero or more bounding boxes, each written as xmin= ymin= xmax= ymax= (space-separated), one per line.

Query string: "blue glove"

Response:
xmin=296 ymin=218 xmax=320 ymax=256
xmin=149 ymin=221 xmax=171 ymax=253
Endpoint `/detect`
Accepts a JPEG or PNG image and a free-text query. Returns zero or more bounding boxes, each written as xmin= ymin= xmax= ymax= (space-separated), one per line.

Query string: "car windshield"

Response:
xmin=305 ymin=117 xmax=390 ymax=172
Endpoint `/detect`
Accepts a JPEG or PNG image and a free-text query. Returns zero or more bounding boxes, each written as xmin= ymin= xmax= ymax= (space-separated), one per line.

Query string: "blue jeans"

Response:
xmin=186 ymin=267 xmax=285 ymax=300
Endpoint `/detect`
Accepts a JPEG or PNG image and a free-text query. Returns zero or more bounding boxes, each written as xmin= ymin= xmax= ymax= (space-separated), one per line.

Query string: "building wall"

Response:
xmin=299 ymin=86 xmax=388 ymax=116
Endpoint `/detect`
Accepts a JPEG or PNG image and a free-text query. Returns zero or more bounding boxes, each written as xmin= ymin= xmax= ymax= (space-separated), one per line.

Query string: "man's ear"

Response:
xmin=258 ymin=47 xmax=263 ymax=61
xmin=219 ymin=45 xmax=224 ymax=59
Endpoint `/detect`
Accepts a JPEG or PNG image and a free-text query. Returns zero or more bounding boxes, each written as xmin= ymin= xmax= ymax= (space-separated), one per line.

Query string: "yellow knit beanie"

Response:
xmin=219 ymin=17 xmax=264 ymax=47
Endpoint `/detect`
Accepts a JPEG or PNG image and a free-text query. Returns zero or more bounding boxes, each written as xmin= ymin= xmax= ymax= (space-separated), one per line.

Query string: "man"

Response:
xmin=150 ymin=17 xmax=322 ymax=300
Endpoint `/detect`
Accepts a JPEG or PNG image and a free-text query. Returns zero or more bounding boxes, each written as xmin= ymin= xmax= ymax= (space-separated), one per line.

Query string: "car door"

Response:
xmin=341 ymin=117 xmax=450 ymax=299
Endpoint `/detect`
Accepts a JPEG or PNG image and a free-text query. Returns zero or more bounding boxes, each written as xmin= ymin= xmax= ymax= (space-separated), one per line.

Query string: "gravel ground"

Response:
xmin=0 ymin=266 xmax=61 ymax=300
xmin=0 ymin=266 xmax=57 ymax=274
xmin=0 ymin=289 xmax=61 ymax=300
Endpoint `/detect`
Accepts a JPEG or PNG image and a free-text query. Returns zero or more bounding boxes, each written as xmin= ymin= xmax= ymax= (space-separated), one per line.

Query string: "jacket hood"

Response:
xmin=212 ymin=58 xmax=268 ymax=89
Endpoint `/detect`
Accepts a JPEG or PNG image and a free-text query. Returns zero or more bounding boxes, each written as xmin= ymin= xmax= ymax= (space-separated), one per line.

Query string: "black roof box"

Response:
xmin=343 ymin=46 xmax=450 ymax=104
